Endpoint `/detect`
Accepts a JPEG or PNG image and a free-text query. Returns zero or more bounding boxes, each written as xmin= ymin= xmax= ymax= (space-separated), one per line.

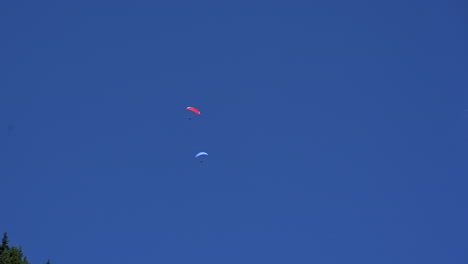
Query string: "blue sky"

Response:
xmin=1 ymin=0 xmax=467 ymax=263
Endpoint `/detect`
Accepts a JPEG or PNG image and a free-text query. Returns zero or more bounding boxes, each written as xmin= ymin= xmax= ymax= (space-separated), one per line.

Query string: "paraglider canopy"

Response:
xmin=187 ymin=107 xmax=201 ymax=115
xmin=195 ymin=152 xmax=208 ymax=158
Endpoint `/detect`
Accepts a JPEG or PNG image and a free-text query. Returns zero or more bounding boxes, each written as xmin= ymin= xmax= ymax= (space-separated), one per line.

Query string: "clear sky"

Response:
xmin=1 ymin=1 xmax=467 ymax=263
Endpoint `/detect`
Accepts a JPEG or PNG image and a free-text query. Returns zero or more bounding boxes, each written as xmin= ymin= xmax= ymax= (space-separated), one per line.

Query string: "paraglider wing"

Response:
xmin=186 ymin=107 xmax=201 ymax=115
xmin=195 ymin=152 xmax=208 ymax=158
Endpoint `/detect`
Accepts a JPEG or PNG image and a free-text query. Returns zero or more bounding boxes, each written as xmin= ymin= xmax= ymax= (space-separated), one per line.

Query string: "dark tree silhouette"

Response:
xmin=0 ymin=233 xmax=50 ymax=264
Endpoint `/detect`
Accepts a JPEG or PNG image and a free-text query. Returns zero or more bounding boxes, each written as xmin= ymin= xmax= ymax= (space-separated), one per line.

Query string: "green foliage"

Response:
xmin=0 ymin=233 xmax=9 ymax=255
xmin=4 ymin=247 xmax=30 ymax=264
xmin=0 ymin=233 xmax=49 ymax=264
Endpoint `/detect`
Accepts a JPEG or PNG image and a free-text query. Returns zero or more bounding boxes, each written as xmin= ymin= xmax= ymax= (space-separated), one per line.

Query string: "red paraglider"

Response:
xmin=186 ymin=107 xmax=201 ymax=115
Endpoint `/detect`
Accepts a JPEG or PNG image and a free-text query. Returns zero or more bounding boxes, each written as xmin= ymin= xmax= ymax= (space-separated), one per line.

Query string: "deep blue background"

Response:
xmin=1 ymin=1 xmax=467 ymax=263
